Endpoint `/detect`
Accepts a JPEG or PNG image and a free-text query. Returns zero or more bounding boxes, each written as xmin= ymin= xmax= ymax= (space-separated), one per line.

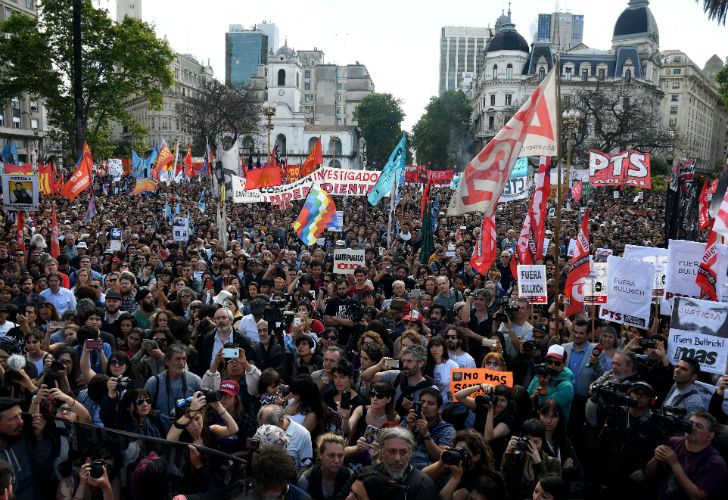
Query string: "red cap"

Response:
xmin=219 ymin=380 xmax=240 ymax=397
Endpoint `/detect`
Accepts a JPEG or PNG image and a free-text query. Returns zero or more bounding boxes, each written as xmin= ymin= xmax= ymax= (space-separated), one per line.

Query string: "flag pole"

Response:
xmin=553 ymin=56 xmax=565 ymax=336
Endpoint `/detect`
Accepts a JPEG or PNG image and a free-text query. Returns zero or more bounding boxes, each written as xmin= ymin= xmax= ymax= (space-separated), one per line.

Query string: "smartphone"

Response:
xmin=48 ymin=321 xmax=66 ymax=331
xmin=412 ymin=401 xmax=422 ymax=418
xmin=223 ymin=347 xmax=239 ymax=359
xmin=204 ymin=279 xmax=214 ymax=290
xmin=293 ymin=317 xmax=302 ymax=328
xmin=364 ymin=425 xmax=380 ymax=444
xmin=340 ymin=391 xmax=351 ymax=410
xmin=384 ymin=358 xmax=400 ymax=370
xmin=84 ymin=339 xmax=103 ymax=350
xmin=482 ymin=338 xmax=498 ymax=348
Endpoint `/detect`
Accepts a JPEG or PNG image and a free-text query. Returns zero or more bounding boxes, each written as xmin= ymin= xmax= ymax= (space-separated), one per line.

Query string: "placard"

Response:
xmin=173 ymin=217 xmax=190 ymax=242
xmin=110 ymin=228 xmax=122 ymax=251
xmin=517 ymin=265 xmax=547 ymax=303
xmin=450 ymin=368 xmax=514 ymax=396
xmin=567 ymin=239 xmax=577 ymax=257
xmin=333 ymin=248 xmax=365 ymax=275
xmin=623 ymin=244 xmax=668 ymax=298
xmin=668 ymin=297 xmax=728 ymax=375
xmin=107 ymin=158 xmax=123 ymax=181
xmin=583 ymin=261 xmax=608 ymax=305
xmin=328 ymin=211 xmax=344 ymax=232
xmin=598 ymin=256 xmax=655 ymax=328
xmin=589 ymin=150 xmax=651 ymax=188
xmin=2 ymin=175 xmax=39 ymax=211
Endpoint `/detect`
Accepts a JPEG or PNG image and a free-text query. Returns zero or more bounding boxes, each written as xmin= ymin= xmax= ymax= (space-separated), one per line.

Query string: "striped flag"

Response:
xmin=131 ymin=178 xmax=158 ymax=195
xmin=82 ymin=194 xmax=97 ymax=224
xmin=697 ymin=227 xmax=719 ymax=301
xmin=294 ymin=184 xmax=337 ymax=245
xmin=50 ymin=206 xmax=60 ymax=258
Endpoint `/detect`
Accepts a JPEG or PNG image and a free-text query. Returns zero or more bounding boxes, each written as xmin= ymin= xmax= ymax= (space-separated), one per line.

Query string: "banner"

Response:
xmin=333 ymin=248 xmax=365 ymax=274
xmin=450 ymin=368 xmax=514 ymax=396
xmin=110 ymin=228 xmax=122 ymax=251
xmin=500 ymin=166 xmax=529 ymax=202
xmin=583 ymin=261 xmax=608 ymax=305
xmin=328 ymin=211 xmax=344 ymax=232
xmin=173 ymin=217 xmax=190 ymax=242
xmin=589 ymin=150 xmax=651 ymax=188
xmin=517 ymin=265 xmax=547 ymax=303
xmin=668 ymin=297 xmax=728 ymax=375
xmin=623 ymin=244 xmax=668 ymax=298
xmin=107 ymin=158 xmax=123 ymax=181
xmin=2 ymin=175 xmax=39 ymax=211
xmin=598 ymin=256 xmax=655 ymax=328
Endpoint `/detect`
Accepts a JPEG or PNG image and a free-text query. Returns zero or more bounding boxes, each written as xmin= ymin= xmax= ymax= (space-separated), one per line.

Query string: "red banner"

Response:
xmin=286 ymin=165 xmax=301 ymax=182
xmin=3 ymin=163 xmax=33 ymax=175
xmin=405 ymin=166 xmax=454 ymax=185
xmin=588 ymin=150 xmax=651 ymax=188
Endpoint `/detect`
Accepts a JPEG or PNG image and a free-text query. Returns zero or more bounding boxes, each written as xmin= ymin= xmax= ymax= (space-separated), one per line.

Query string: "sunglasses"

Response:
xmin=446 ymin=335 xmax=459 ymax=340
xmin=370 ymin=392 xmax=389 ymax=399
xmin=57 ymin=406 xmax=74 ymax=414
xmin=546 ymin=359 xmax=562 ymax=366
xmin=109 ymin=359 xmax=127 ymax=366
xmin=135 ymin=398 xmax=152 ymax=406
xmin=324 ymin=335 xmax=338 ymax=341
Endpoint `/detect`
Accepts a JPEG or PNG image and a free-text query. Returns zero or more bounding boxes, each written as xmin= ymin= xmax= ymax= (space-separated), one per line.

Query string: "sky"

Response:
xmin=102 ymin=0 xmax=726 ymax=130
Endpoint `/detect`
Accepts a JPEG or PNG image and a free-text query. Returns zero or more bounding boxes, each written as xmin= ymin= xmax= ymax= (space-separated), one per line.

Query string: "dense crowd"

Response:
xmin=0 ymin=177 xmax=725 ymax=500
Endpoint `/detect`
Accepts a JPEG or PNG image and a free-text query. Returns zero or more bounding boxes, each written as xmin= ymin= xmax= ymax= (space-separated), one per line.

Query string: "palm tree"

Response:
xmin=699 ymin=0 xmax=728 ymax=24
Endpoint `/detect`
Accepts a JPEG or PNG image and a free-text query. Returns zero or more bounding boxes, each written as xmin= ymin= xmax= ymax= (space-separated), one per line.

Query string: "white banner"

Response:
xmin=500 ymin=175 xmax=529 ymax=202
xmin=107 ymin=158 xmax=123 ymax=181
xmin=599 ymin=256 xmax=655 ymax=329
xmin=623 ymin=244 xmax=668 ymax=298
xmin=517 ymin=265 xmax=547 ymax=303
xmin=333 ymin=248 xmax=366 ymax=275
xmin=669 ymin=297 xmax=728 ymax=375
xmin=110 ymin=228 xmax=122 ymax=252
xmin=583 ymin=261 xmax=608 ymax=305
xmin=173 ymin=217 xmax=190 ymax=242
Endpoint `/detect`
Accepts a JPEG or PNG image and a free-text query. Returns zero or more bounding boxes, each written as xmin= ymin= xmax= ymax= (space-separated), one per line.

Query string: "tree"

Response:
xmin=411 ymin=90 xmax=471 ymax=168
xmin=353 ymin=93 xmax=405 ymax=168
xmin=717 ymin=64 xmax=728 ymax=108
xmin=176 ymin=79 xmax=261 ymax=155
xmin=0 ymin=0 xmax=174 ymax=161
xmin=698 ymin=0 xmax=728 ymax=24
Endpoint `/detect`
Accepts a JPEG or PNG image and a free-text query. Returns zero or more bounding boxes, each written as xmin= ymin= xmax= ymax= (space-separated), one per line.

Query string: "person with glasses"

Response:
xmin=100 ymin=387 xmax=170 ymax=438
xmin=527 ymin=345 xmax=574 ymax=422
xmin=342 ymin=381 xmax=398 ymax=465
xmin=30 ymin=384 xmax=91 ymax=424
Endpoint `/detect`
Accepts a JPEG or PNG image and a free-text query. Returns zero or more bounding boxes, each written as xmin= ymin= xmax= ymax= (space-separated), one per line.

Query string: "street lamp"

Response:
xmin=562 ymin=109 xmax=583 ymax=210
xmin=262 ymin=101 xmax=276 ymax=163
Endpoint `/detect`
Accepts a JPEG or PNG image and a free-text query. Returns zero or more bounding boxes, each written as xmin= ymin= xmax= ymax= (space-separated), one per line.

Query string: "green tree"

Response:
xmin=0 ymin=0 xmax=174 ymax=161
xmin=698 ymin=0 xmax=728 ymax=24
xmin=717 ymin=64 xmax=728 ymax=108
xmin=411 ymin=90 xmax=471 ymax=168
xmin=353 ymin=93 xmax=405 ymax=168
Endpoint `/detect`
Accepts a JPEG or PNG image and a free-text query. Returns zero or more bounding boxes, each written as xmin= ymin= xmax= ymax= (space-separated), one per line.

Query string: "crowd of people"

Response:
xmin=0 ymin=176 xmax=726 ymax=500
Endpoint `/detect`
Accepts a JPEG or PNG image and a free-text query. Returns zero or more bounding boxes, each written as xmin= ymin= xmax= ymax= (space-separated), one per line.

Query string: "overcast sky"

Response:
xmin=103 ymin=0 xmax=726 ymax=129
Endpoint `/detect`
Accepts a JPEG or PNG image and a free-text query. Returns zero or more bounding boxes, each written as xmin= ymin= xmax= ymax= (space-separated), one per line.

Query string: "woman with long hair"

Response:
xmin=424 ymin=336 xmax=458 ymax=403
xmin=324 ymin=361 xmax=365 ymax=436
xmin=538 ymin=399 xmax=580 ymax=492
xmin=598 ymin=325 xmax=619 ymax=370
xmin=100 ymin=387 xmax=169 ymax=438
xmin=342 ymin=381 xmax=398 ymax=464
xmin=352 ymin=342 xmax=383 ymax=399
xmin=285 ymin=374 xmax=325 ymax=436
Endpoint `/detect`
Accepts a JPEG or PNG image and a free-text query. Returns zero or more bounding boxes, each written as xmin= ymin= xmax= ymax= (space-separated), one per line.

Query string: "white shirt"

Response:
xmin=448 ymin=351 xmax=476 ymax=368
xmin=434 ymin=359 xmax=459 ymax=402
xmin=211 ymin=329 xmax=234 ymax=366
xmin=237 ymin=313 xmax=259 ymax=342
xmin=285 ymin=418 xmax=313 ymax=470
xmin=0 ymin=321 xmax=17 ymax=336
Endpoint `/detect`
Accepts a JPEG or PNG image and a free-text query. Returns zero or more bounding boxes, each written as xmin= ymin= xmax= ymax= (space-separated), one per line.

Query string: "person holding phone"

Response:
xmin=323 ymin=360 xmax=364 ymax=435
xmin=342 ymin=381 xmax=398 ymax=464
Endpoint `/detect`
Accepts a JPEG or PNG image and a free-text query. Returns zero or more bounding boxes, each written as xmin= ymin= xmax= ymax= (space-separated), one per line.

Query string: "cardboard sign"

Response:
xmin=583 ymin=261 xmax=608 ymax=305
xmin=517 ymin=265 xmax=547 ymax=303
xmin=2 ymin=175 xmax=39 ymax=211
xmin=450 ymin=368 xmax=514 ymax=396
xmin=173 ymin=217 xmax=190 ymax=242
xmin=669 ymin=297 xmax=728 ymax=375
xmin=333 ymin=248 xmax=365 ymax=274
xmin=110 ymin=228 xmax=122 ymax=251
xmin=599 ymin=256 xmax=655 ymax=328
xmin=589 ymin=150 xmax=651 ymax=188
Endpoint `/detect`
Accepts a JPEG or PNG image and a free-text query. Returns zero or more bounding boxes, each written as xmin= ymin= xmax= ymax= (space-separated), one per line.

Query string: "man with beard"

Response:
xmin=101 ymin=290 xmax=123 ymax=337
xmin=131 ymin=288 xmax=158 ymax=331
xmin=404 ymin=387 xmax=455 ymax=469
xmin=10 ymin=275 xmax=39 ymax=310
xmin=342 ymin=427 xmax=438 ymax=499
xmin=445 ymin=326 xmax=475 ymax=368
xmin=196 ymin=306 xmax=257 ymax=377
xmin=324 ymin=279 xmax=356 ymax=346
xmin=145 ymin=344 xmax=202 ymax=417
xmin=118 ymin=272 xmax=138 ymax=313
xmin=427 ymin=304 xmax=448 ymax=338
xmin=253 ymin=319 xmax=285 ymax=375
xmin=0 ymin=398 xmax=54 ymax=500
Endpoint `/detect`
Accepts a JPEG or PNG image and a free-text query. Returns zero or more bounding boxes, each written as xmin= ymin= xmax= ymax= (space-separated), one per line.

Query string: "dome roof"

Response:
xmin=613 ymin=0 xmax=659 ymax=42
xmin=488 ymin=29 xmax=530 ymax=54
xmin=275 ymin=41 xmax=296 ymax=58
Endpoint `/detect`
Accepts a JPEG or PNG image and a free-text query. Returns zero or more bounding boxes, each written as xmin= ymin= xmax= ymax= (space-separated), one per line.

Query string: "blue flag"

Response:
xmin=131 ymin=150 xmax=143 ymax=178
xmin=141 ymin=149 xmax=158 ymax=179
xmin=198 ymin=190 xmax=206 ymax=213
xmin=367 ymin=133 xmax=407 ymax=206
xmin=164 ymin=202 xmax=172 ymax=223
xmin=174 ymin=202 xmax=180 ymax=216
xmin=1 ymin=144 xmax=18 ymax=164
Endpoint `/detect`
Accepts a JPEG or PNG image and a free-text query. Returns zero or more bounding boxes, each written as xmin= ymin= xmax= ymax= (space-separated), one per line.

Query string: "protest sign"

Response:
xmin=107 ymin=158 xmax=123 ymax=181
xmin=450 ymin=368 xmax=514 ymax=396
xmin=594 ymin=248 xmax=613 ymax=263
xmin=583 ymin=261 xmax=608 ymax=305
xmin=333 ymin=248 xmax=365 ymax=274
xmin=598 ymin=256 xmax=655 ymax=328
xmin=500 ymin=162 xmax=529 ymax=202
xmin=517 ymin=265 xmax=547 ymax=303
xmin=2 ymin=175 xmax=39 ymax=211
xmin=567 ymin=239 xmax=577 ymax=257
xmin=623 ymin=244 xmax=668 ymax=298
xmin=328 ymin=211 xmax=344 ymax=232
xmin=589 ymin=150 xmax=651 ymax=188
xmin=668 ymin=297 xmax=728 ymax=375
xmin=173 ymin=217 xmax=190 ymax=242
xmin=110 ymin=228 xmax=122 ymax=251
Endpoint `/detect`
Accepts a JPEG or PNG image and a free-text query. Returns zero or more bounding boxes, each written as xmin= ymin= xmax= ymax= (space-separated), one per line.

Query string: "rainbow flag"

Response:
xmin=131 ymin=178 xmax=158 ymax=195
xmin=294 ymin=184 xmax=337 ymax=245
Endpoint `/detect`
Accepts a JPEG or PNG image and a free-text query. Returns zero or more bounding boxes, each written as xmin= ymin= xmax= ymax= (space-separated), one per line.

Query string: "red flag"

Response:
xmin=564 ymin=210 xmax=591 ymax=317
xmin=244 ymin=165 xmax=282 ymax=189
xmin=50 ymin=206 xmax=60 ymax=258
xmin=698 ymin=180 xmax=718 ymax=230
xmin=184 ymin=145 xmax=193 ymax=178
xmin=301 ymin=137 xmax=323 ymax=176
xmin=696 ymin=228 xmax=719 ymax=300
xmin=571 ymin=181 xmax=583 ymax=204
xmin=420 ymin=178 xmax=432 ymax=219
xmin=60 ymin=142 xmax=93 ymax=200
xmin=3 ymin=163 xmax=33 ymax=175
xmin=16 ymin=211 xmax=25 ymax=252
xmin=152 ymin=142 xmax=173 ymax=179
xmin=530 ymin=157 xmax=551 ymax=261
xmin=38 ymin=163 xmax=54 ymax=195
xmin=471 ymin=213 xmax=498 ymax=275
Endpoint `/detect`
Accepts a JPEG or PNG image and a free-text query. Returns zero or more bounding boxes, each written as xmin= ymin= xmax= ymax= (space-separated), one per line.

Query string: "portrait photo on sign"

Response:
xmin=2 ymin=174 xmax=39 ymax=211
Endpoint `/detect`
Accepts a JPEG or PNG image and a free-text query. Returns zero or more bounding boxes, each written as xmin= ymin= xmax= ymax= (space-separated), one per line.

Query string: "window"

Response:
xmin=623 ymin=97 xmax=630 ymax=108
xmin=581 ymin=69 xmax=589 ymax=81
xmin=539 ymin=67 xmax=545 ymax=81
xmin=150 ymin=117 xmax=155 ymax=129
xmin=305 ymin=94 xmax=312 ymax=102
xmin=488 ymin=116 xmax=495 ymax=130
xmin=277 ymin=69 xmax=285 ymax=86
xmin=505 ymin=94 xmax=512 ymax=106
xmin=506 ymin=64 xmax=513 ymax=79
xmin=672 ymin=81 xmax=680 ymax=89
xmin=336 ymin=106 xmax=342 ymax=115
xmin=305 ymin=82 xmax=310 ymax=90
xmin=337 ymin=83 xmax=344 ymax=90
xmin=0 ymin=113 xmax=3 ymax=127
xmin=670 ymin=106 xmax=678 ymax=115
xmin=490 ymin=94 xmax=495 ymax=106
xmin=671 ymin=95 xmax=679 ymax=102
xmin=625 ymin=69 xmax=631 ymax=82
xmin=304 ymin=70 xmax=311 ymax=78
xmin=673 ymin=68 xmax=682 ymax=75
xmin=669 ymin=118 xmax=677 ymax=128
xmin=672 ymin=56 xmax=681 ymax=63
xmin=4 ymin=7 xmax=13 ymax=19
xmin=30 ymin=99 xmax=37 ymax=111
xmin=31 ymin=118 xmax=38 ymax=129
xmin=565 ymin=67 xmax=572 ymax=80
xmin=598 ymin=68 xmax=605 ymax=81
xmin=492 ymin=65 xmax=498 ymax=79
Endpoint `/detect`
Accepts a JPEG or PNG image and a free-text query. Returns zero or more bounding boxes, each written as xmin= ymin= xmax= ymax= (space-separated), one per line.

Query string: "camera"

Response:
xmin=640 ymin=338 xmax=657 ymax=349
xmin=642 ymin=406 xmax=693 ymax=438
xmin=348 ymin=300 xmax=364 ymax=323
xmin=514 ymin=436 xmax=531 ymax=454
xmin=441 ymin=447 xmax=472 ymax=467
xmin=474 ymin=394 xmax=495 ymax=408
xmin=143 ymin=339 xmax=158 ymax=350
xmin=522 ymin=340 xmax=538 ymax=353
xmin=591 ymin=383 xmax=637 ymax=409
xmin=116 ymin=376 xmax=132 ymax=392
xmin=202 ymin=389 xmax=223 ymax=403
xmin=90 ymin=460 xmax=106 ymax=479
xmin=50 ymin=360 xmax=66 ymax=373
xmin=176 ymin=396 xmax=193 ymax=409
xmin=412 ymin=401 xmax=422 ymax=418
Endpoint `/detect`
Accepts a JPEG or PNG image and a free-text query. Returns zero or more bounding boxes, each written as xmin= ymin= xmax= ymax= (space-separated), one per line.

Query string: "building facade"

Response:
xmin=536 ymin=11 xmax=584 ymax=53
xmin=439 ymin=26 xmax=493 ymax=95
xmin=113 ymin=53 xmax=214 ymax=149
xmin=225 ymin=25 xmax=268 ymax=88
xmin=257 ymin=21 xmax=279 ymax=53
xmin=0 ymin=0 xmax=47 ymax=165
xmin=116 ymin=0 xmax=141 ymax=21
xmin=660 ymin=50 xmax=727 ymax=172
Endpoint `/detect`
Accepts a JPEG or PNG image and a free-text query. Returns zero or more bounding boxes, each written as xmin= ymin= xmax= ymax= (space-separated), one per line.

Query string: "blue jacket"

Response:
xmin=528 ymin=367 xmax=575 ymax=421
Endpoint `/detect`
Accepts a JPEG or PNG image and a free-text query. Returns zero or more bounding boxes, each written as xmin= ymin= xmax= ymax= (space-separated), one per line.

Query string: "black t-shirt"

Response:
xmin=325 ymin=296 xmax=354 ymax=344
xmin=467 ymin=309 xmax=493 ymax=366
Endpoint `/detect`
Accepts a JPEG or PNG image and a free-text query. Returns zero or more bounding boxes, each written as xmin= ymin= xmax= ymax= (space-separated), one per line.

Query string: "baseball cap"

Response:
xmin=533 ymin=324 xmax=548 ymax=335
xmin=545 ymin=344 xmax=565 ymax=360
xmin=627 ymin=381 xmax=655 ymax=396
xmin=105 ymin=290 xmax=123 ymax=301
xmin=76 ymin=242 xmax=88 ymax=249
xmin=135 ymin=288 xmax=151 ymax=302
xmin=219 ymin=380 xmax=240 ymax=397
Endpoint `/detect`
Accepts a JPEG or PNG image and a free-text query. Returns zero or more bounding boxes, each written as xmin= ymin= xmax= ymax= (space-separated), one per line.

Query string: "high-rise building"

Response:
xmin=439 ymin=26 xmax=493 ymax=95
xmin=536 ymin=11 xmax=584 ymax=53
xmin=660 ymin=50 xmax=727 ymax=172
xmin=0 ymin=0 xmax=47 ymax=165
xmin=257 ymin=21 xmax=279 ymax=53
xmin=225 ymin=25 xmax=268 ymax=88
xmin=116 ymin=0 xmax=142 ymax=21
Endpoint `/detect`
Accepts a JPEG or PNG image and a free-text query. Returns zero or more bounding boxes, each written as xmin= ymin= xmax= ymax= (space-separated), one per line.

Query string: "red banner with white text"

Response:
xmin=588 ymin=150 xmax=651 ymax=188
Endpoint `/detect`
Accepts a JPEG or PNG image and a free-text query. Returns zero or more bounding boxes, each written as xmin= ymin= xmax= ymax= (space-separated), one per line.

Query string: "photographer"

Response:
xmin=624 ymin=335 xmax=673 ymax=403
xmin=596 ymin=382 xmax=660 ymax=499
xmin=526 ymin=345 xmax=574 ymax=422
xmin=646 ymin=411 xmax=728 ymax=499
xmin=144 ymin=344 xmax=202 ymax=416
xmin=496 ymin=297 xmax=533 ymax=360
xmin=500 ymin=419 xmax=562 ymax=499
xmin=422 ymin=429 xmax=500 ymax=500
xmin=402 ymin=387 xmax=455 ymax=469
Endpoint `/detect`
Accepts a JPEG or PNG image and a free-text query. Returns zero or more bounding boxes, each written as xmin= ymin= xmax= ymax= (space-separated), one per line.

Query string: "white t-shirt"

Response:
xmin=449 ymin=351 xmax=476 ymax=368
xmin=433 ymin=359 xmax=459 ymax=402
xmin=285 ymin=418 xmax=313 ymax=470
xmin=498 ymin=321 xmax=534 ymax=357
xmin=0 ymin=321 xmax=16 ymax=336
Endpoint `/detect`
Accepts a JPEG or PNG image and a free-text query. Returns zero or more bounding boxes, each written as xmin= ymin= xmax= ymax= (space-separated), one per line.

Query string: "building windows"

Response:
xmin=304 ymin=70 xmax=311 ymax=78
xmin=672 ymin=56 xmax=681 ymax=63
xmin=581 ymin=69 xmax=589 ymax=81
xmin=31 ymin=118 xmax=38 ymax=129
xmin=490 ymin=94 xmax=495 ymax=106
xmin=623 ymin=97 xmax=630 ymax=109
xmin=488 ymin=116 xmax=495 ymax=130
xmin=30 ymin=99 xmax=38 ymax=111
xmin=150 ymin=117 xmax=155 ymax=129
xmin=565 ymin=67 xmax=572 ymax=80
xmin=492 ymin=65 xmax=498 ymax=79
xmin=505 ymin=94 xmax=512 ymax=106
xmin=670 ymin=106 xmax=678 ymax=115
xmin=673 ymin=68 xmax=682 ymax=75
xmin=277 ymin=69 xmax=286 ymax=86
xmin=4 ymin=7 xmax=14 ymax=19
xmin=625 ymin=69 xmax=632 ymax=82
xmin=539 ymin=67 xmax=545 ymax=81
xmin=672 ymin=81 xmax=680 ymax=89
xmin=671 ymin=95 xmax=679 ymax=102
xmin=337 ymin=83 xmax=344 ymax=90
xmin=598 ymin=68 xmax=605 ymax=81
xmin=0 ymin=113 xmax=3 ymax=127
xmin=506 ymin=64 xmax=513 ymax=79
xmin=668 ymin=118 xmax=677 ymax=128
xmin=305 ymin=94 xmax=312 ymax=102
xmin=305 ymin=82 xmax=310 ymax=90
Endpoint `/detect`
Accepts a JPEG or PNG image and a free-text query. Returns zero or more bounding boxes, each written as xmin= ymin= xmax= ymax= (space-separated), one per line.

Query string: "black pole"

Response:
xmin=73 ymin=0 xmax=84 ymax=158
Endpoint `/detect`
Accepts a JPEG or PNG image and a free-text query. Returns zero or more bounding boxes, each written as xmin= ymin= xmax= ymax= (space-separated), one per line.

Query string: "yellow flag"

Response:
xmin=221 ymin=183 xmax=225 ymax=205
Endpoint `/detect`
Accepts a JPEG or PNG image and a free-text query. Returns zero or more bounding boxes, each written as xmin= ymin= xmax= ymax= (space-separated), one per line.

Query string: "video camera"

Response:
xmin=590 ymin=382 xmax=637 ymax=410
xmin=347 ymin=299 xmax=364 ymax=323
xmin=494 ymin=298 xmax=519 ymax=323
xmin=642 ymin=406 xmax=693 ymax=439
xmin=441 ymin=447 xmax=471 ymax=467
